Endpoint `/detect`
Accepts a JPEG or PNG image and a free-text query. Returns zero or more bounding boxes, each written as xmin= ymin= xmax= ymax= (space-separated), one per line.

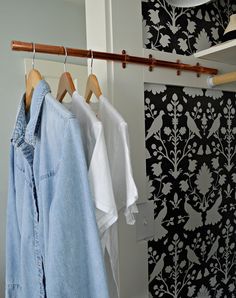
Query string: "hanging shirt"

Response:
xmin=64 ymin=91 xmax=118 ymax=236
xmin=94 ymin=95 xmax=139 ymax=222
xmin=91 ymin=95 xmax=139 ymax=298
xmin=6 ymin=80 xmax=109 ymax=298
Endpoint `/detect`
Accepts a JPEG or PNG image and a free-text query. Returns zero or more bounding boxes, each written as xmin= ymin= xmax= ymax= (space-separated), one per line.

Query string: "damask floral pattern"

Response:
xmin=142 ymin=0 xmax=236 ymax=55
xmin=145 ymin=84 xmax=236 ymax=297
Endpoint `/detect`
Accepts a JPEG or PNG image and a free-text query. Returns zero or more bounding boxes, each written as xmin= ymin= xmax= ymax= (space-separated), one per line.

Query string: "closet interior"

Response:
xmin=1 ymin=1 xmax=236 ymax=298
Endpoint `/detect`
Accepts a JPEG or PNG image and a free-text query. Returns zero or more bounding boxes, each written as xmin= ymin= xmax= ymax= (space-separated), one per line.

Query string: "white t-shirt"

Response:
xmin=91 ymin=95 xmax=139 ymax=298
xmin=66 ymin=91 xmax=118 ymax=236
xmin=94 ymin=95 xmax=138 ymax=221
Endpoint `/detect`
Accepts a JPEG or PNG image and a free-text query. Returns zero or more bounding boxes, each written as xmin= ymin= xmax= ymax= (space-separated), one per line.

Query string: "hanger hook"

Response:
xmin=90 ymin=49 xmax=94 ymax=74
xmin=32 ymin=42 xmax=36 ymax=69
xmin=64 ymin=47 xmax=68 ymax=72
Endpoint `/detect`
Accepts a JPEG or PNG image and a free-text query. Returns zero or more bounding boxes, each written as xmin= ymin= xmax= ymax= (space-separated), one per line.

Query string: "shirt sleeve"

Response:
xmin=45 ymin=118 xmax=109 ymax=298
xmin=89 ymin=123 xmax=118 ymax=236
xmin=6 ymin=145 xmax=21 ymax=297
xmin=120 ymin=123 xmax=139 ymax=225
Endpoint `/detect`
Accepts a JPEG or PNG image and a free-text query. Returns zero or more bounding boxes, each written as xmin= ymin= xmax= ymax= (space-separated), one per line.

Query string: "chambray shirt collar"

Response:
xmin=11 ymin=80 xmax=51 ymax=148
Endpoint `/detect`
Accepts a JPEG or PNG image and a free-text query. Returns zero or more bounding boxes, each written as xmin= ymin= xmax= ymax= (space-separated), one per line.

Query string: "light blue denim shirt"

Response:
xmin=6 ymin=80 xmax=109 ymax=298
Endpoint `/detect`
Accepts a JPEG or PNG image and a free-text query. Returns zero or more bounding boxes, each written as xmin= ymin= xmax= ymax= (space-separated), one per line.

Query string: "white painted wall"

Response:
xmin=0 ymin=1 xmax=86 ymax=296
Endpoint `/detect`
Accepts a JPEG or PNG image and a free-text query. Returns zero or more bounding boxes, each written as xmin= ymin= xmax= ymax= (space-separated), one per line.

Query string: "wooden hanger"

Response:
xmin=85 ymin=74 xmax=102 ymax=103
xmin=56 ymin=47 xmax=76 ymax=102
xmin=25 ymin=69 xmax=42 ymax=112
xmin=57 ymin=72 xmax=76 ymax=102
xmin=25 ymin=43 xmax=42 ymax=112
xmin=85 ymin=50 xmax=102 ymax=103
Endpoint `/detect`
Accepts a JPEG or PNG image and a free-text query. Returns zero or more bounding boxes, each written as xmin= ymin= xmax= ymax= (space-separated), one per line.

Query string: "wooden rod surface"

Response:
xmin=11 ymin=40 xmax=218 ymax=75
xmin=209 ymin=71 xmax=236 ymax=86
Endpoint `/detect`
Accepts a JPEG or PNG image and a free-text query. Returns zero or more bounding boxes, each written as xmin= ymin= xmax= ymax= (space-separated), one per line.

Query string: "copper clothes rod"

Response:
xmin=11 ymin=40 xmax=218 ymax=76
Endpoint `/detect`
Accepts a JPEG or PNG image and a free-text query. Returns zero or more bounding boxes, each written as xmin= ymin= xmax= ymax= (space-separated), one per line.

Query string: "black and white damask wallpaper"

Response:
xmin=142 ymin=1 xmax=236 ymax=297
xmin=142 ymin=0 xmax=236 ymax=55
xmin=145 ymin=84 xmax=236 ymax=297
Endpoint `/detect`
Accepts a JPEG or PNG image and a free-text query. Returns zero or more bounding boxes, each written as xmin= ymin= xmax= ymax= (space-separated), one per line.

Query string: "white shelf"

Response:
xmin=194 ymin=39 xmax=236 ymax=65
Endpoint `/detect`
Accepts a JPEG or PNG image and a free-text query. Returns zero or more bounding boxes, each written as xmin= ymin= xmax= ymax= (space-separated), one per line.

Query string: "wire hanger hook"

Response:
xmin=32 ymin=42 xmax=36 ymax=69
xmin=64 ymin=47 xmax=68 ymax=72
xmin=90 ymin=49 xmax=94 ymax=74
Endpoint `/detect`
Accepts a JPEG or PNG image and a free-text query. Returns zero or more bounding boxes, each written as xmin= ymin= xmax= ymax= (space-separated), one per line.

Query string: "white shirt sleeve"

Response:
xmin=120 ymin=123 xmax=139 ymax=224
xmin=89 ymin=123 xmax=118 ymax=234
